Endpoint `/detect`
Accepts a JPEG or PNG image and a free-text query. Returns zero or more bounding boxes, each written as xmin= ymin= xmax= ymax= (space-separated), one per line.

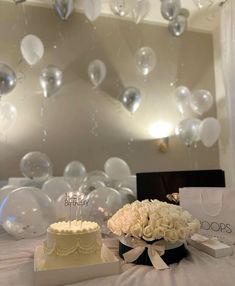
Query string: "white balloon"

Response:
xmin=83 ymin=0 xmax=102 ymax=21
xmin=88 ymin=59 xmax=106 ymax=87
xmin=199 ymin=117 xmax=221 ymax=147
xmin=132 ymin=0 xmax=150 ymax=24
xmin=175 ymin=86 xmax=191 ymax=115
xmin=0 ymin=102 xmax=17 ymax=132
xmin=21 ymin=34 xmax=44 ymax=65
xmin=190 ymin=89 xmax=213 ymax=115
xmin=104 ymin=157 xmax=131 ymax=180
xmin=42 ymin=177 xmax=72 ymax=201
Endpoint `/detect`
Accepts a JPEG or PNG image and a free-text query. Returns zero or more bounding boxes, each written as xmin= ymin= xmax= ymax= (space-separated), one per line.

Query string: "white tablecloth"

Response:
xmin=0 ymin=229 xmax=235 ymax=286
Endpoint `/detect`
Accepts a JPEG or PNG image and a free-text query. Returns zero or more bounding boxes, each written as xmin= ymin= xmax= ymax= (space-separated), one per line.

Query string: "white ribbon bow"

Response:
xmin=191 ymin=233 xmax=219 ymax=245
xmin=120 ymin=237 xmax=170 ymax=270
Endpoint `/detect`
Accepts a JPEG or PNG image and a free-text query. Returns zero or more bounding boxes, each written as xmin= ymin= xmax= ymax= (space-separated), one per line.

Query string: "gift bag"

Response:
xmin=179 ymin=188 xmax=235 ymax=244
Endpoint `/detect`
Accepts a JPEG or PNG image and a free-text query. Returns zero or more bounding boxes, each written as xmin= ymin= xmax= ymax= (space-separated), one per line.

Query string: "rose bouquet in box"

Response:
xmin=108 ymin=200 xmax=199 ymax=269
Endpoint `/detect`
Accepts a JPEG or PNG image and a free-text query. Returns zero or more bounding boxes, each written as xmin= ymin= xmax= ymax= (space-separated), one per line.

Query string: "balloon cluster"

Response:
xmin=175 ymin=86 xmax=221 ymax=147
xmin=110 ymin=0 xmax=150 ymax=24
xmin=160 ymin=0 xmax=190 ymax=37
xmin=0 ymin=153 xmax=136 ymax=239
xmin=88 ymin=46 xmax=156 ymax=114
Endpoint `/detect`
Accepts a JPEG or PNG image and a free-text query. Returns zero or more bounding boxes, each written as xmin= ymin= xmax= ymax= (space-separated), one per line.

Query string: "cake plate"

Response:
xmin=34 ymin=244 xmax=120 ymax=286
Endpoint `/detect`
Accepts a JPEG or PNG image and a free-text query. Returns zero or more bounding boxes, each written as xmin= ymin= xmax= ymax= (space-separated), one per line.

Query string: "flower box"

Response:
xmin=119 ymin=239 xmax=188 ymax=266
xmin=108 ymin=199 xmax=199 ymax=269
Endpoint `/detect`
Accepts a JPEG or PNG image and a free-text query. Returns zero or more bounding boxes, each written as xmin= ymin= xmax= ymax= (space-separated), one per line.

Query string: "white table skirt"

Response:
xmin=0 ymin=229 xmax=235 ymax=286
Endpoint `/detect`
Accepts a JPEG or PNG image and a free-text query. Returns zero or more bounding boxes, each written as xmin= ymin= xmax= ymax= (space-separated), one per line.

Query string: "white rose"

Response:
xmin=130 ymin=223 xmax=143 ymax=238
xmin=154 ymin=226 xmax=165 ymax=239
xmin=165 ymin=230 xmax=179 ymax=243
xmin=143 ymin=225 xmax=155 ymax=241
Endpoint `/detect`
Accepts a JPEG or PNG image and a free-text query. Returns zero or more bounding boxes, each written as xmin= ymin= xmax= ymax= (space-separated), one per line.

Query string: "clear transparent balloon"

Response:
xmin=175 ymin=86 xmax=191 ymax=115
xmin=132 ymin=0 xmax=150 ymax=24
xmin=135 ymin=47 xmax=156 ymax=76
xmin=81 ymin=187 xmax=123 ymax=234
xmin=39 ymin=65 xmax=63 ymax=98
xmin=42 ymin=177 xmax=72 ymax=201
xmin=88 ymin=59 xmax=106 ymax=87
xmin=178 ymin=118 xmax=201 ymax=147
xmin=118 ymin=187 xmax=136 ymax=205
xmin=109 ymin=0 xmax=136 ymax=16
xmin=0 ymin=187 xmax=55 ymax=239
xmin=64 ymin=161 xmax=86 ymax=191
xmin=120 ymin=87 xmax=141 ymax=113
xmin=0 ymin=64 xmax=17 ymax=95
xmin=0 ymin=185 xmax=16 ymax=217
xmin=113 ymin=175 xmax=137 ymax=198
xmin=190 ymin=89 xmax=213 ymax=115
xmin=0 ymin=102 xmax=17 ymax=132
xmin=80 ymin=170 xmax=109 ymax=195
xmin=20 ymin=151 xmax=53 ymax=181
xmin=84 ymin=0 xmax=102 ymax=21
xmin=104 ymin=157 xmax=131 ymax=180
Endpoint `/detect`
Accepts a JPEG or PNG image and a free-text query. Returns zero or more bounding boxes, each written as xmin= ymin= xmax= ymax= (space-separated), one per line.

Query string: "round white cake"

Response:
xmin=41 ymin=220 xmax=103 ymax=270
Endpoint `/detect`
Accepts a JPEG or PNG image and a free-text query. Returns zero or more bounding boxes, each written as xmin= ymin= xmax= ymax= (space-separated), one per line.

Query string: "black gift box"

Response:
xmin=119 ymin=240 xmax=188 ymax=266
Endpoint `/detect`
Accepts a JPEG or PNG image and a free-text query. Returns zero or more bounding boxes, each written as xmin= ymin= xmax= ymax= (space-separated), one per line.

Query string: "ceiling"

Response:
xmin=5 ymin=0 xmax=223 ymax=32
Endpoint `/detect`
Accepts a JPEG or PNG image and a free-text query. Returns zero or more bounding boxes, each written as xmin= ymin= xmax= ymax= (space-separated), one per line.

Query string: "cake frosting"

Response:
xmin=41 ymin=220 xmax=103 ymax=270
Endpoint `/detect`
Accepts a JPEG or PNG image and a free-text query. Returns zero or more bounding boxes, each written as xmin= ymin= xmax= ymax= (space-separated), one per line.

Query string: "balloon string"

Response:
xmin=21 ymin=4 xmax=28 ymax=34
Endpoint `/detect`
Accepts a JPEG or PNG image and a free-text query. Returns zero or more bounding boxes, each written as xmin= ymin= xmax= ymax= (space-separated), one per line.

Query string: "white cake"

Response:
xmin=41 ymin=220 xmax=103 ymax=270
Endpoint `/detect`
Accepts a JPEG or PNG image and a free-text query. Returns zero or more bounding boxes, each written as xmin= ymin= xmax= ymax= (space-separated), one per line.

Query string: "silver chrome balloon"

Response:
xmin=160 ymin=0 xmax=181 ymax=21
xmin=120 ymin=87 xmax=141 ymax=114
xmin=39 ymin=65 xmax=63 ymax=98
xmin=54 ymin=0 xmax=74 ymax=21
xmin=0 ymin=64 xmax=17 ymax=96
xmin=168 ymin=8 xmax=190 ymax=37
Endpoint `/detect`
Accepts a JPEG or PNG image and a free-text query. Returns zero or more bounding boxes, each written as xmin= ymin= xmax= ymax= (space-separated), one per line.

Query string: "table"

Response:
xmin=0 ymin=229 xmax=235 ymax=286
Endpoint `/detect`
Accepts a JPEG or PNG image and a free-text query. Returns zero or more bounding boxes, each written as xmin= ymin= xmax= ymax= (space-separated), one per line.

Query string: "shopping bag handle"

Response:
xmin=200 ymin=191 xmax=223 ymax=217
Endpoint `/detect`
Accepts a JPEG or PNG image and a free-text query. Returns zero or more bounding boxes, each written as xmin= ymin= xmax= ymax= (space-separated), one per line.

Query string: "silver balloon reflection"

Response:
xmin=190 ymin=89 xmax=213 ymax=115
xmin=120 ymin=87 xmax=141 ymax=114
xmin=177 ymin=118 xmax=201 ymax=147
xmin=109 ymin=0 xmax=136 ymax=16
xmin=160 ymin=0 xmax=181 ymax=21
xmin=0 ymin=102 xmax=17 ymax=132
xmin=54 ymin=0 xmax=74 ymax=21
xmin=39 ymin=65 xmax=63 ymax=98
xmin=0 ymin=64 xmax=17 ymax=96
xmin=132 ymin=0 xmax=150 ymax=24
xmin=0 ymin=187 xmax=55 ymax=239
xmin=135 ymin=47 xmax=156 ymax=76
xmin=20 ymin=151 xmax=53 ymax=181
xmin=88 ymin=59 xmax=106 ymax=87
